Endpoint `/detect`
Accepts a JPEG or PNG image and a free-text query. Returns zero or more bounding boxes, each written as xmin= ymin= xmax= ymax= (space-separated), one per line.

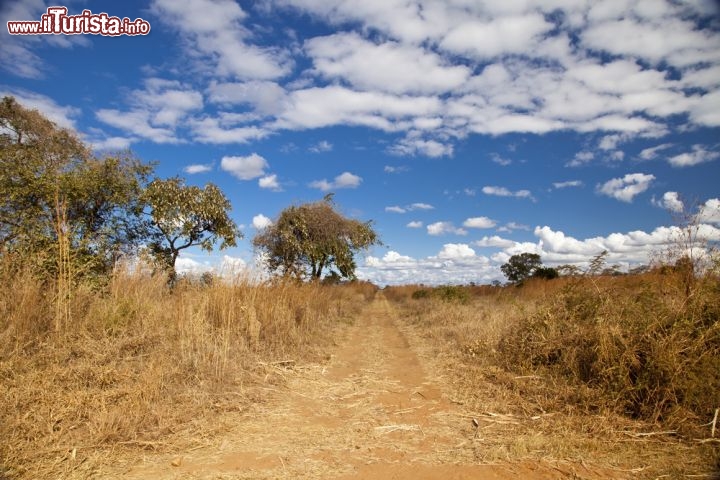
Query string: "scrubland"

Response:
xmin=385 ymin=270 xmax=720 ymax=478
xmin=2 ymin=258 xmax=719 ymax=479
xmin=0 ymin=259 xmax=376 ymax=479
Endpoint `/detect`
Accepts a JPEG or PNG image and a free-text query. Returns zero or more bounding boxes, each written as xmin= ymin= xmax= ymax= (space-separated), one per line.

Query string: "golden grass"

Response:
xmin=0 ymin=262 xmax=373 ymax=480
xmin=389 ymin=278 xmax=720 ymax=478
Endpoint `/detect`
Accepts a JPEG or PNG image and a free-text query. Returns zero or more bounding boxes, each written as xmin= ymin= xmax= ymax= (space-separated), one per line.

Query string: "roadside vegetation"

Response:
xmin=385 ymin=251 xmax=720 ymax=477
xmin=0 ymin=97 xmax=379 ymax=479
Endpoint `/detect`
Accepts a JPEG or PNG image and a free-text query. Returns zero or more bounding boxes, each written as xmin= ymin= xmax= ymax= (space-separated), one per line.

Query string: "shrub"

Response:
xmin=498 ymin=272 xmax=720 ymax=429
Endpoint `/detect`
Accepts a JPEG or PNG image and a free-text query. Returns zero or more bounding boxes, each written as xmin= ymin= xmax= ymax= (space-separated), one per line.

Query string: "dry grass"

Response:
xmin=388 ymin=278 xmax=720 ymax=478
xmin=0 ymin=261 xmax=373 ymax=480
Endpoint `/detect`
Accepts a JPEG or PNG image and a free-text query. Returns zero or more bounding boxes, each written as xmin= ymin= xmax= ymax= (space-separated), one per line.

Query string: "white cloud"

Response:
xmin=188 ymin=117 xmax=270 ymax=144
xmin=639 ymin=143 xmax=673 ymax=160
xmin=409 ymin=203 xmax=434 ymax=211
xmin=437 ymin=243 xmax=476 ymax=259
xmin=654 ymin=191 xmax=684 ymax=213
xmin=495 ymin=222 xmax=532 ymax=234
xmin=221 ymin=153 xmax=268 ymax=180
xmin=252 ymin=214 xmax=272 ymax=230
xmin=389 ymin=136 xmax=454 ymax=158
xmin=151 ymin=0 xmax=290 ymax=80
xmin=306 ymin=32 xmax=470 ymax=94
xmin=207 ymin=81 xmax=286 ymax=115
xmin=309 ymin=140 xmax=333 ymax=153
xmin=384 ymin=165 xmax=410 ymax=173
xmin=96 ymin=109 xmax=179 ymax=144
xmin=258 ymin=174 xmax=282 ymax=191
xmin=219 ymin=255 xmax=247 ymax=275
xmin=440 ymin=14 xmax=554 ymax=59
xmin=275 ymin=86 xmax=442 ymax=131
xmin=668 ymin=145 xmax=720 ymax=167
xmin=482 ymin=186 xmax=534 ymax=200
xmin=463 ymin=217 xmax=497 ymax=229
xmin=184 ymin=163 xmax=213 ymax=174
xmin=597 ymin=173 xmax=655 ymax=203
xmin=407 ymin=221 xmax=423 ymax=228
xmin=697 ymin=198 xmax=720 ymax=225
xmin=553 ymin=180 xmax=583 ymax=189
xmin=309 ymin=171 xmax=362 ymax=191
xmin=386 ymin=206 xmax=406 ymax=213
xmin=89 ymin=135 xmax=135 ymax=152
xmin=566 ymin=151 xmax=594 ymax=167
xmin=489 ymin=153 xmax=512 ymax=166
xmin=473 ymin=236 xmax=516 ymax=248
xmin=427 ymin=222 xmax=467 ymax=236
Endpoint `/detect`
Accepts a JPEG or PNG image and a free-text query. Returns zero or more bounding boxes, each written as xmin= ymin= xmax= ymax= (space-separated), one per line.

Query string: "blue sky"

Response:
xmin=2 ymin=0 xmax=719 ymax=285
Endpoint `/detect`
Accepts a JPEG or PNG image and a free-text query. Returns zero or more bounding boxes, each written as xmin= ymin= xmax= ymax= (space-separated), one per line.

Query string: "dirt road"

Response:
xmin=117 ymin=297 xmax=625 ymax=479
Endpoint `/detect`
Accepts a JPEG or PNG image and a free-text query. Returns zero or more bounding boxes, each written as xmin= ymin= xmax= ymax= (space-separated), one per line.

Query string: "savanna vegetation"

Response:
xmin=385 ymin=245 xmax=720 ymax=477
xmin=0 ymin=97 xmax=379 ymax=479
xmin=2 ymin=96 xmax=718 ymax=479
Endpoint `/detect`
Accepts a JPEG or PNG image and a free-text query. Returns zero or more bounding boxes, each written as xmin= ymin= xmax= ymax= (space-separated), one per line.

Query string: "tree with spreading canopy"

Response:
xmin=143 ymin=177 xmax=241 ymax=278
xmin=253 ymin=195 xmax=380 ymax=281
xmin=500 ymin=252 xmax=557 ymax=283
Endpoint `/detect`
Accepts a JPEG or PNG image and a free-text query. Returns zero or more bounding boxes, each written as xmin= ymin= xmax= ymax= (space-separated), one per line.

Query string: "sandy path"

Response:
xmin=116 ymin=297 xmax=623 ymax=479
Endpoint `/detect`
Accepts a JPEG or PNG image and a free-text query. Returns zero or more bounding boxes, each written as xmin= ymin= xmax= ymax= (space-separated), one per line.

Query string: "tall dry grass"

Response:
xmin=388 ymin=276 xmax=719 ymax=477
xmin=0 ymin=260 xmax=373 ymax=480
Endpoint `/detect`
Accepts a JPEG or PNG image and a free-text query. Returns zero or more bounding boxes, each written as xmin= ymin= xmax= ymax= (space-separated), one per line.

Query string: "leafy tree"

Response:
xmin=143 ymin=177 xmax=241 ymax=278
xmin=0 ymin=96 xmax=152 ymax=276
xmin=533 ymin=266 xmax=559 ymax=280
xmin=500 ymin=252 xmax=543 ymax=283
xmin=253 ymin=196 xmax=380 ymax=281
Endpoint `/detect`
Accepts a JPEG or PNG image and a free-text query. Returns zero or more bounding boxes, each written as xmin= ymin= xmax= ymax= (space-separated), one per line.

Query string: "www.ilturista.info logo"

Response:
xmin=7 ymin=6 xmax=151 ymax=36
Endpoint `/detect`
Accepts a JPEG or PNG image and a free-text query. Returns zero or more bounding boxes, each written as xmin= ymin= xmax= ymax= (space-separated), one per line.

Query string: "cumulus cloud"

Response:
xmin=407 ymin=221 xmax=423 ymax=228
xmin=437 ymin=243 xmax=476 ymax=259
xmin=258 ymin=174 xmax=282 ymax=191
xmin=309 ymin=171 xmax=362 ymax=191
xmin=184 ymin=163 xmax=213 ymax=174
xmin=473 ymin=235 xmax=516 ymax=248
xmin=252 ymin=214 xmax=272 ymax=229
xmin=597 ymin=173 xmax=655 ymax=202
xmin=697 ymin=198 xmax=720 ymax=224
xmin=463 ymin=217 xmax=496 ymax=229
xmin=668 ymin=145 xmax=720 ymax=167
xmin=221 ymin=153 xmax=269 ymax=180
xmin=653 ymin=191 xmax=684 ymax=213
xmin=427 ymin=222 xmax=467 ymax=236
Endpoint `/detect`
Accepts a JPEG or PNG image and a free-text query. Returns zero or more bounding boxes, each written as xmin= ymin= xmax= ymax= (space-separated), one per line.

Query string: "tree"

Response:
xmin=500 ymin=252 xmax=543 ymax=283
xmin=143 ymin=177 xmax=241 ymax=278
xmin=253 ymin=196 xmax=380 ymax=281
xmin=0 ymin=96 xmax=152 ymax=277
xmin=533 ymin=266 xmax=559 ymax=280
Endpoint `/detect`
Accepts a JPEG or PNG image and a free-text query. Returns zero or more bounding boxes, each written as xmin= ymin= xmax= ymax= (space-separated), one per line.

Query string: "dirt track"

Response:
xmin=117 ymin=297 xmax=626 ymax=479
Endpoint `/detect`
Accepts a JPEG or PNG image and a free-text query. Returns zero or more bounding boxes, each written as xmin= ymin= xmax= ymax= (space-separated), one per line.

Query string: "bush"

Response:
xmin=498 ymin=272 xmax=720 ymax=428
